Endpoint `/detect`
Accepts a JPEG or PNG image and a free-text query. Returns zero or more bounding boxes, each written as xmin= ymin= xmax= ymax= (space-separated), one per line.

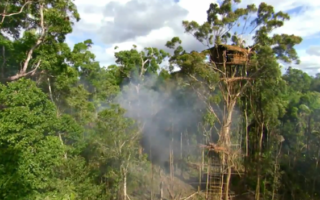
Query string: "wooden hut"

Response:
xmin=208 ymin=44 xmax=254 ymax=65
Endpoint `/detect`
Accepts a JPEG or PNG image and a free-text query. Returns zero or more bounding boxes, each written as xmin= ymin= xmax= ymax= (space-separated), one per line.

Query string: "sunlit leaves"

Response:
xmin=0 ymin=79 xmax=65 ymax=199
xmin=114 ymin=46 xmax=169 ymax=84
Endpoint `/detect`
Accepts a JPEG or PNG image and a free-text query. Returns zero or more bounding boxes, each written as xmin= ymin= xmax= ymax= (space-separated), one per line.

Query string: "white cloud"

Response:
xmin=178 ymin=0 xmax=216 ymax=24
xmin=306 ymin=46 xmax=320 ymax=56
xmin=66 ymin=0 xmax=320 ymax=74
xmin=272 ymin=7 xmax=320 ymax=38
xmin=239 ymin=0 xmax=320 ymax=38
xmin=240 ymin=0 xmax=320 ymax=11
xmin=289 ymin=48 xmax=320 ymax=75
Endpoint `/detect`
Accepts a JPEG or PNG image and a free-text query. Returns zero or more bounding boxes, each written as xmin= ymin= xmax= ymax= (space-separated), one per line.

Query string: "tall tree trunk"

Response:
xmin=224 ymin=165 xmax=232 ymax=200
xmin=47 ymin=77 xmax=68 ymax=159
xmin=160 ymin=180 xmax=163 ymax=200
xmin=245 ymin=103 xmax=249 ymax=157
xmin=180 ymin=132 xmax=183 ymax=177
xmin=150 ymin=139 xmax=153 ymax=200
xmin=312 ymin=148 xmax=319 ymax=200
xmin=255 ymin=123 xmax=264 ymax=200
xmin=170 ymin=137 xmax=174 ymax=180
xmin=180 ymin=132 xmax=183 ymax=159
xmin=306 ymin=116 xmax=311 ymax=156
xmin=123 ymin=168 xmax=127 ymax=200
xmin=222 ymin=100 xmax=236 ymax=200
xmin=170 ymin=122 xmax=174 ymax=180
xmin=198 ymin=164 xmax=201 ymax=192
xmin=272 ymin=142 xmax=282 ymax=200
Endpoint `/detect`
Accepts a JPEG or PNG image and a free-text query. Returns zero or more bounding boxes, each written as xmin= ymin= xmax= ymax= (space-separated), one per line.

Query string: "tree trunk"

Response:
xmin=222 ymin=100 xmax=236 ymax=200
xmin=180 ymin=132 xmax=183 ymax=159
xmin=245 ymin=106 xmax=249 ymax=157
xmin=220 ymin=170 xmax=224 ymax=200
xmin=159 ymin=169 xmax=163 ymax=200
xmin=224 ymin=165 xmax=232 ymax=200
xmin=123 ymin=169 xmax=127 ymax=200
xmin=180 ymin=132 xmax=183 ymax=177
xmin=170 ymin=137 xmax=174 ymax=180
xmin=151 ymin=148 xmax=154 ymax=200
xmin=198 ymin=165 xmax=201 ymax=192
xmin=255 ymin=123 xmax=264 ymax=200
xmin=160 ymin=180 xmax=163 ymax=200
xmin=272 ymin=143 xmax=282 ymax=200
xmin=306 ymin=116 xmax=311 ymax=156
xmin=312 ymin=148 xmax=319 ymax=199
xmin=58 ymin=133 xmax=67 ymax=159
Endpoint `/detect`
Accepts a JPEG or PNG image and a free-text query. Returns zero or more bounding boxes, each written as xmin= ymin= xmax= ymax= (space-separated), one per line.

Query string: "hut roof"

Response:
xmin=215 ymin=44 xmax=249 ymax=53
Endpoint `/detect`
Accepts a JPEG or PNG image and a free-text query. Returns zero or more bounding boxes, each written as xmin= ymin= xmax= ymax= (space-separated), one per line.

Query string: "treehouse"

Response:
xmin=208 ymin=44 xmax=254 ymax=66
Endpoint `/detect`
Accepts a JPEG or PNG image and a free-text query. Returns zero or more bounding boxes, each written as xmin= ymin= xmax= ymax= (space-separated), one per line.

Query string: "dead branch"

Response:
xmin=180 ymin=192 xmax=198 ymax=200
xmin=167 ymin=186 xmax=182 ymax=200
xmin=199 ymin=143 xmax=229 ymax=154
xmin=220 ymin=77 xmax=253 ymax=82
xmin=207 ymin=105 xmax=222 ymax=125
xmin=167 ymin=187 xmax=175 ymax=200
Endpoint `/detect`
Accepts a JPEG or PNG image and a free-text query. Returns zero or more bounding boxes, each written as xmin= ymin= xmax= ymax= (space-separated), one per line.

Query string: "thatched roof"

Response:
xmin=215 ymin=44 xmax=249 ymax=53
xmin=204 ymin=44 xmax=253 ymax=54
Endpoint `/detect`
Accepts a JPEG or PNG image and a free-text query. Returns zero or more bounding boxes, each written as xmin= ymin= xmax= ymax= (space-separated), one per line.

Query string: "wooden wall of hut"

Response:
xmin=208 ymin=45 xmax=252 ymax=66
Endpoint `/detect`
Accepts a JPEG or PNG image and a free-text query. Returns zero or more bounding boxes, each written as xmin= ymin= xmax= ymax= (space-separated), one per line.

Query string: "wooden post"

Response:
xmin=206 ymin=158 xmax=210 ymax=199
xmin=170 ymin=137 xmax=174 ymax=180
xmin=180 ymin=132 xmax=183 ymax=159
xmin=151 ymin=162 xmax=154 ymax=200
xmin=160 ymin=181 xmax=163 ymax=200
xmin=150 ymin=138 xmax=153 ymax=200
xmin=220 ymin=171 xmax=224 ymax=200
xmin=198 ymin=164 xmax=201 ymax=192
xmin=202 ymin=148 xmax=205 ymax=170
xmin=180 ymin=132 xmax=183 ymax=177
xmin=159 ymin=168 xmax=163 ymax=200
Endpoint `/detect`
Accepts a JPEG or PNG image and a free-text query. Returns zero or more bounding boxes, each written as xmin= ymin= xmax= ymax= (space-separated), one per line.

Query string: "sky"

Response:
xmin=65 ymin=0 xmax=320 ymax=75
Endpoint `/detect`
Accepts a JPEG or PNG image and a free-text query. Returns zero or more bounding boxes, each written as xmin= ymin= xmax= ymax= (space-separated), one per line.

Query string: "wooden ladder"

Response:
xmin=208 ymin=163 xmax=223 ymax=200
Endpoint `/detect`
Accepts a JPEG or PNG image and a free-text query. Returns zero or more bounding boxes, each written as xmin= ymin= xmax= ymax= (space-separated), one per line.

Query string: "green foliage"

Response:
xmin=0 ymin=79 xmax=64 ymax=199
xmin=114 ymin=46 xmax=169 ymax=85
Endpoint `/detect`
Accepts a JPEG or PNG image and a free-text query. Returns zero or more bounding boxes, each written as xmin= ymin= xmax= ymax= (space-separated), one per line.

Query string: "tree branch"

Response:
xmin=7 ymin=3 xmax=46 ymax=81
xmin=208 ymin=61 xmax=226 ymax=76
xmin=7 ymin=59 xmax=41 ymax=81
xmin=220 ymin=77 xmax=254 ymax=82
xmin=0 ymin=1 xmax=33 ymax=24
xmin=21 ymin=3 xmax=45 ymax=73
xmin=139 ymin=48 xmax=154 ymax=78
xmin=181 ymin=192 xmax=198 ymax=200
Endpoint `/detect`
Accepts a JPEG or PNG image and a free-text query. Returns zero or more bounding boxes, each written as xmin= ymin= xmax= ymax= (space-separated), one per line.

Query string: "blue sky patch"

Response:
xmin=295 ymin=33 xmax=320 ymax=51
xmin=287 ymin=5 xmax=305 ymax=15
